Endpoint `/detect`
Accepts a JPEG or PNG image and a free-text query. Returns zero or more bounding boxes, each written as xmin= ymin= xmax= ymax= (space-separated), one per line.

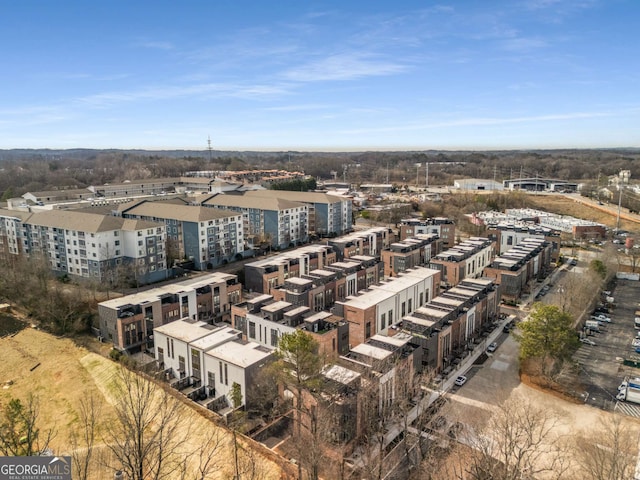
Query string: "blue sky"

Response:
xmin=1 ymin=0 xmax=638 ymax=150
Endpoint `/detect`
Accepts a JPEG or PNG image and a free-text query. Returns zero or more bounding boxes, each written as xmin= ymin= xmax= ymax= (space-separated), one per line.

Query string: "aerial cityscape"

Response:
xmin=1 ymin=1 xmax=640 ymax=480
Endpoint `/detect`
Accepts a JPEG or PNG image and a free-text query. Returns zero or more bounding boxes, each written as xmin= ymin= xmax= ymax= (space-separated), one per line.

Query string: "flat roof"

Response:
xmin=284 ymin=306 xmax=310 ymax=317
xmin=100 ymin=272 xmax=237 ymax=309
xmin=370 ymin=333 xmax=411 ymax=347
xmin=322 ymin=364 xmax=360 ymax=385
xmin=190 ymin=326 xmax=241 ymax=351
xmin=206 ymin=341 xmax=272 ymax=368
xmin=261 ymin=301 xmax=292 ymax=313
xmin=304 ymin=311 xmax=333 ymax=323
xmin=154 ymin=320 xmax=214 ymax=343
xmin=350 ymin=343 xmax=392 ymax=361
xmin=286 ymin=277 xmax=313 ymax=286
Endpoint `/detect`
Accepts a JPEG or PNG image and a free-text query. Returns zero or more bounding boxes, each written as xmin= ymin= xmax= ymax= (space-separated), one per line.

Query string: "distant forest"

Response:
xmin=0 ymin=148 xmax=638 ymax=200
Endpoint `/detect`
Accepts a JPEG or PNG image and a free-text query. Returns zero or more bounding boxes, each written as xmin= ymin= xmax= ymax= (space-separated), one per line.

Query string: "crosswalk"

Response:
xmin=614 ymin=400 xmax=640 ymax=418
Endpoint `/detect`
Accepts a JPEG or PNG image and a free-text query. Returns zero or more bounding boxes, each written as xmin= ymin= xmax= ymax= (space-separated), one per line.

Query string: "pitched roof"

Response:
xmin=243 ymin=189 xmax=345 ymax=204
xmin=26 ymin=210 xmax=161 ymax=233
xmin=119 ymin=200 xmax=239 ymax=223
xmin=201 ymin=193 xmax=305 ymax=211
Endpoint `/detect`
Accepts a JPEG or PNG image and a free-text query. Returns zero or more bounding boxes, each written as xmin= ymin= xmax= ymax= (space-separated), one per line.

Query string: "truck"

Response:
xmin=616 ymin=379 xmax=640 ymax=404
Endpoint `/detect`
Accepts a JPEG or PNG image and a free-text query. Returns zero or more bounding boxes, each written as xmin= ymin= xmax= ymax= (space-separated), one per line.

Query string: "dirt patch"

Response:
xmin=526 ymin=195 xmax=640 ymax=233
xmin=519 ymin=372 xmax=582 ymax=405
xmin=0 ymin=313 xmax=26 ymax=337
xmin=0 ymin=329 xmax=284 ymax=479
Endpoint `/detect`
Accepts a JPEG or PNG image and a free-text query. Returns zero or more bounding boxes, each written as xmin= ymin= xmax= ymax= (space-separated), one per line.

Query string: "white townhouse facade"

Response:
xmin=203 ymin=340 xmax=273 ymax=409
xmin=153 ymin=318 xmax=273 ymax=409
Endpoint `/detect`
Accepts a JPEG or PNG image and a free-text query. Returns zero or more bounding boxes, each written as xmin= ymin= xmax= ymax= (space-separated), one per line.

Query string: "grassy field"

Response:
xmin=0 ymin=328 xmax=283 ymax=479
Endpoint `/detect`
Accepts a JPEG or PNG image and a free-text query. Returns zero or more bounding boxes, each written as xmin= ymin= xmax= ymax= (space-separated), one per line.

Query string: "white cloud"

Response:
xmin=283 ymin=52 xmax=409 ymax=82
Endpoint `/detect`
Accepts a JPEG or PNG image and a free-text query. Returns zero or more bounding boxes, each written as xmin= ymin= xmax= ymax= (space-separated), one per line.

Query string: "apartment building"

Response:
xmin=483 ymin=238 xmax=554 ymax=300
xmin=328 ymin=227 xmax=391 ymax=261
xmin=244 ymin=244 xmax=337 ymax=294
xmin=3 ymin=208 xmax=167 ymax=284
xmin=242 ymin=190 xmax=353 ymax=237
xmin=98 ymin=272 xmax=241 ymax=352
xmin=399 ymin=218 xmax=455 ymax=248
xmin=199 ymin=193 xmax=309 ymax=249
xmin=429 ymin=237 xmax=495 ymax=288
xmin=401 ymin=278 xmax=499 ymax=373
xmin=0 ymin=208 xmax=31 ymax=262
xmin=116 ymin=199 xmax=244 ymax=269
xmin=381 ymin=234 xmax=442 ymax=278
xmin=231 ymin=295 xmax=350 ymax=359
xmin=333 ymin=267 xmax=441 ymax=347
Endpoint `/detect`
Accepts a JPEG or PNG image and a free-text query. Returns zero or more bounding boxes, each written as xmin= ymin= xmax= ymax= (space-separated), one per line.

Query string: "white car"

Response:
xmin=454 ymin=376 xmax=467 ymax=387
xmin=487 ymin=342 xmax=498 ymax=353
xmin=633 ymin=339 xmax=640 ymax=347
xmin=591 ymin=314 xmax=611 ymax=323
xmin=580 ymin=338 xmax=596 ymax=346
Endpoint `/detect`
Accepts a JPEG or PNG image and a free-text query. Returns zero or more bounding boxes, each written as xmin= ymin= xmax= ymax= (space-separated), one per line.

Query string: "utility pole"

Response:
xmin=207 ymin=136 xmax=213 ymax=163
xmin=617 ymin=184 xmax=623 ymax=232
xmin=425 ymin=162 xmax=429 ymax=188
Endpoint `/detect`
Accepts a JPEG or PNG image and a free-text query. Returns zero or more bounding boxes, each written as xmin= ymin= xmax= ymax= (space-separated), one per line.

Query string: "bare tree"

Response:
xmin=104 ymin=368 xmax=190 ymax=480
xmin=462 ymin=394 xmax=571 ymax=480
xmin=572 ymin=414 xmax=639 ymax=480
xmin=191 ymin=428 xmax=226 ymax=480
xmin=70 ymin=395 xmax=102 ymax=480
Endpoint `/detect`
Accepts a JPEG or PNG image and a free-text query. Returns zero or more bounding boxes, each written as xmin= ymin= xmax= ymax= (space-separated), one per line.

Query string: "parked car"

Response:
xmin=454 ymin=376 xmax=467 ymax=387
xmin=487 ymin=342 xmax=498 ymax=353
xmin=632 ymin=338 xmax=640 ymax=347
xmin=592 ymin=314 xmax=611 ymax=322
xmin=580 ymin=338 xmax=596 ymax=346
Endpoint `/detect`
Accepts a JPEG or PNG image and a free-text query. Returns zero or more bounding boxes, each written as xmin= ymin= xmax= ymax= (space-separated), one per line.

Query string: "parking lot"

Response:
xmin=567 ymin=279 xmax=640 ymax=415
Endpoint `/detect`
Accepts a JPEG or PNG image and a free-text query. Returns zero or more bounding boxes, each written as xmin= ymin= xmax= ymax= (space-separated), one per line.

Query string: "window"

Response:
xmin=380 ymin=313 xmax=386 ymax=330
xmin=178 ymin=355 xmax=185 ymax=374
xmin=408 ymin=299 xmax=412 ymax=313
xmin=224 ymin=363 xmax=228 ymax=386
xmin=388 ymin=310 xmax=393 ymax=324
xmin=271 ymin=329 xmax=279 ymax=347
xmin=115 ymin=240 xmax=120 ymax=246
xmin=248 ymin=321 xmax=256 ymax=339
xmin=365 ymin=322 xmax=371 ymax=339
xmin=402 ymin=302 xmax=406 ymax=317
